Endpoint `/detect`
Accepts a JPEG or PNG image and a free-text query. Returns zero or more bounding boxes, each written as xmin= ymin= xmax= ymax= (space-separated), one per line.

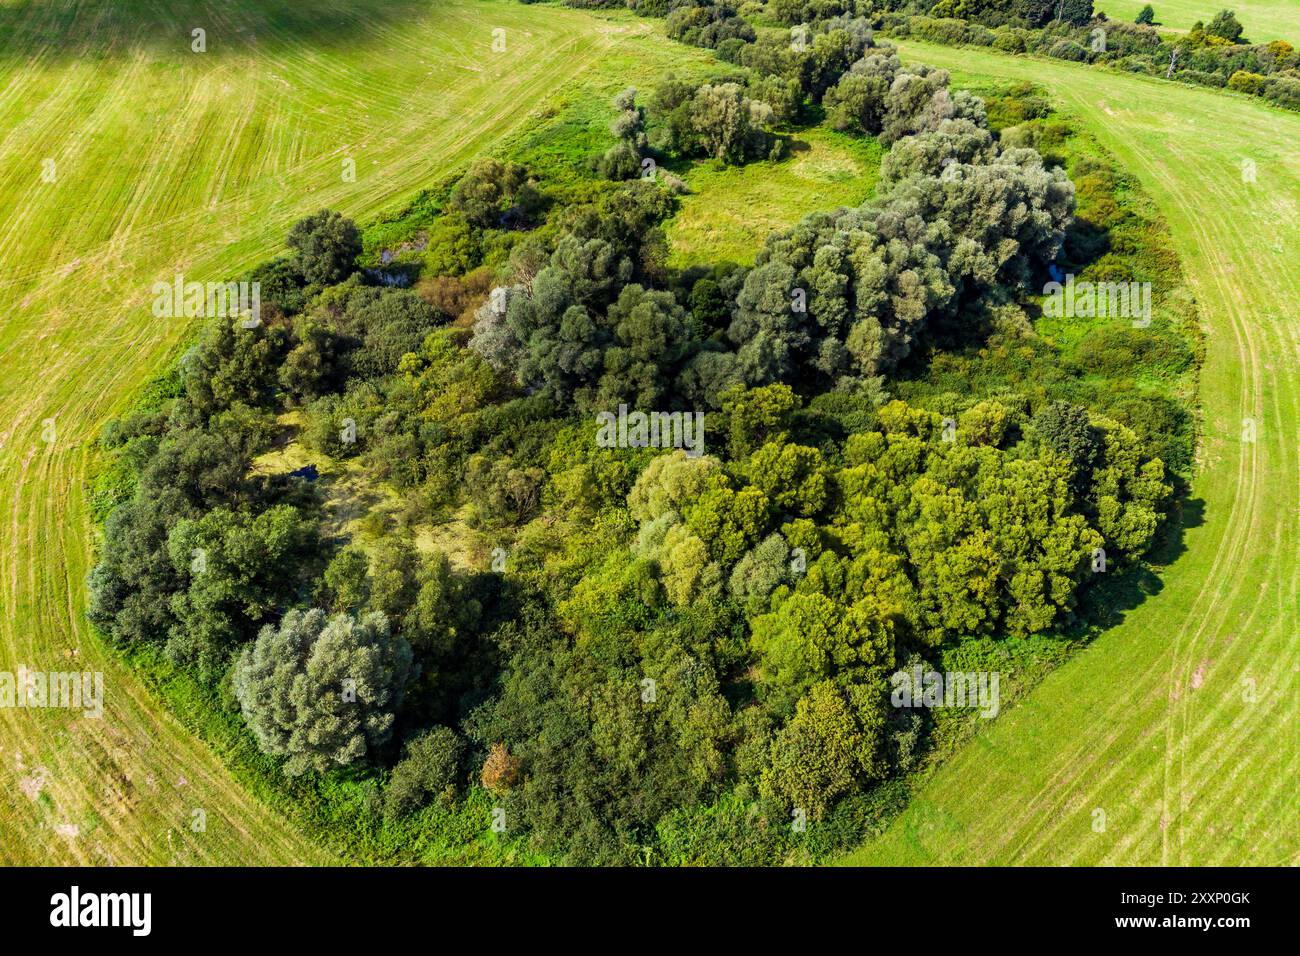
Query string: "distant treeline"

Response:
xmin=603 ymin=0 xmax=1300 ymax=112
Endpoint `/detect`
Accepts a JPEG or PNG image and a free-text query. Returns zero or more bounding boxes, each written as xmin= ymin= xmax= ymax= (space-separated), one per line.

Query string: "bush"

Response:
xmin=1264 ymin=75 xmax=1300 ymax=110
xmin=597 ymin=140 xmax=643 ymax=181
xmin=1048 ymin=40 xmax=1090 ymax=63
xmin=1175 ymin=69 xmax=1228 ymax=88
xmin=232 ymin=608 xmax=414 ymax=776
xmin=1206 ymin=10 xmax=1244 ymax=43
xmin=1074 ymin=327 xmax=1195 ymax=377
xmin=449 ymin=158 xmax=539 ymax=229
xmin=424 ymin=213 xmax=480 ymax=276
xmin=248 ymin=256 xmax=306 ymax=315
xmin=1227 ymin=70 xmax=1267 ymax=95
xmin=716 ymin=36 xmax=747 ymax=63
xmin=1031 ymin=401 xmax=1099 ymax=478
xmin=911 ymin=17 xmax=972 ymax=47
xmin=1116 ymin=55 xmax=1158 ymax=75
xmin=993 ymin=31 xmax=1027 ymax=54
xmin=384 ymin=726 xmax=466 ymax=818
xmin=675 ymin=82 xmax=777 ymax=164
xmin=480 ymin=741 xmax=522 ymax=793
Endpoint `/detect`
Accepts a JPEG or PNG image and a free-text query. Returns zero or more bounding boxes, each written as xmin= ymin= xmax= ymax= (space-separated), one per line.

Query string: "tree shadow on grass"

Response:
xmin=0 ymin=0 xmax=436 ymax=63
xmin=1076 ymin=488 xmax=1206 ymax=637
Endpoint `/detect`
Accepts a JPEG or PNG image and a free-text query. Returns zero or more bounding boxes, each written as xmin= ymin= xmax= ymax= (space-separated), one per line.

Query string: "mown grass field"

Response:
xmin=666 ymin=127 xmax=883 ymax=267
xmin=1102 ymin=0 xmax=1300 ymax=41
xmin=845 ymin=40 xmax=1299 ymax=865
xmin=0 ymin=0 xmax=719 ymax=865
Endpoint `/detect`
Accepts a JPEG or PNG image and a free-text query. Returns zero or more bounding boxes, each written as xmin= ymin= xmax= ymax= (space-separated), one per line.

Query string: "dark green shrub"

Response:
xmin=384 ymin=726 xmax=466 ymax=818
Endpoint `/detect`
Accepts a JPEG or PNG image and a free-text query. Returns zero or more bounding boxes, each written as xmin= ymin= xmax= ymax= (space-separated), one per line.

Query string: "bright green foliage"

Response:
xmin=747 ymin=442 xmax=830 ymax=517
xmin=424 ymin=213 xmax=480 ymax=276
xmin=559 ymin=552 xmax=662 ymax=653
xmin=627 ymin=450 xmax=721 ymax=523
xmin=658 ymin=523 xmax=724 ymax=606
xmin=721 ymin=383 xmax=797 ymax=459
xmin=685 ymin=484 xmax=772 ymax=563
xmin=761 ymin=679 xmax=888 ymax=818
xmin=751 ymin=592 xmax=896 ymax=708
xmin=1089 ymin=418 xmax=1171 ymax=555
xmin=324 ymin=546 xmax=370 ymax=612
xmin=957 ymin=400 xmax=1011 ymax=447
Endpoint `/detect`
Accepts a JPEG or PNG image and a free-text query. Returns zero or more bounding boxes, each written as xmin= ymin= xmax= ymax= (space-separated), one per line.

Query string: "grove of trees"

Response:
xmin=85 ymin=2 xmax=1196 ymax=865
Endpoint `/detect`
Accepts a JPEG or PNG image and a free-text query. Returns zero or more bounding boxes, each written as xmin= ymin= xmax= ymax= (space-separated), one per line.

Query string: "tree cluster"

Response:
xmin=86 ymin=14 xmax=1186 ymax=862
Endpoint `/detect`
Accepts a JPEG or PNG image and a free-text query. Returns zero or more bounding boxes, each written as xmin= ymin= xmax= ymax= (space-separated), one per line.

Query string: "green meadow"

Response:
xmin=1101 ymin=0 xmax=1300 ymax=42
xmin=667 ymin=127 xmax=883 ymax=267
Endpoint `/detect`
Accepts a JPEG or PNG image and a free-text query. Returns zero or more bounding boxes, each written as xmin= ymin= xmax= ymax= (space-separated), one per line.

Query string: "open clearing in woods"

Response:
xmin=666 ymin=127 xmax=883 ymax=268
xmin=0 ymin=0 xmax=716 ymax=865
xmin=845 ymin=39 xmax=1299 ymax=866
xmin=1102 ymin=0 xmax=1300 ymax=42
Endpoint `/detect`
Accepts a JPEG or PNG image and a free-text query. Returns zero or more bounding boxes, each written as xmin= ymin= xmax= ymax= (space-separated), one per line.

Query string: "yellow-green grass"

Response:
xmin=0 ymin=0 xmax=718 ymax=865
xmin=844 ymin=40 xmax=1299 ymax=865
xmin=253 ymin=421 xmax=490 ymax=570
xmin=666 ymin=127 xmax=883 ymax=267
xmin=1100 ymin=0 xmax=1300 ymax=42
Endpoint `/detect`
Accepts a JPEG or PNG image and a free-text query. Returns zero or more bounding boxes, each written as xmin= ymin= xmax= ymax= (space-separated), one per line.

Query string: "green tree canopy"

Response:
xmin=233 ymin=608 xmax=414 ymax=776
xmin=287 ymin=209 xmax=361 ymax=286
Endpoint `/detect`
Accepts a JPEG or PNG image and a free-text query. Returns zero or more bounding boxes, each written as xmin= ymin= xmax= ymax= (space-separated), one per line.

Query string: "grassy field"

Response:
xmin=845 ymin=40 xmax=1299 ymax=865
xmin=666 ymin=127 xmax=883 ymax=267
xmin=1101 ymin=0 xmax=1300 ymax=41
xmin=0 ymin=0 xmax=718 ymax=865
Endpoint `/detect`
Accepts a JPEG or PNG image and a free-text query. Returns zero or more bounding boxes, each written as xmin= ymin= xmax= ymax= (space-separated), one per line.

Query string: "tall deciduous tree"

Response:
xmin=233 ymin=608 xmax=414 ymax=776
xmin=287 ymin=209 xmax=361 ymax=286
